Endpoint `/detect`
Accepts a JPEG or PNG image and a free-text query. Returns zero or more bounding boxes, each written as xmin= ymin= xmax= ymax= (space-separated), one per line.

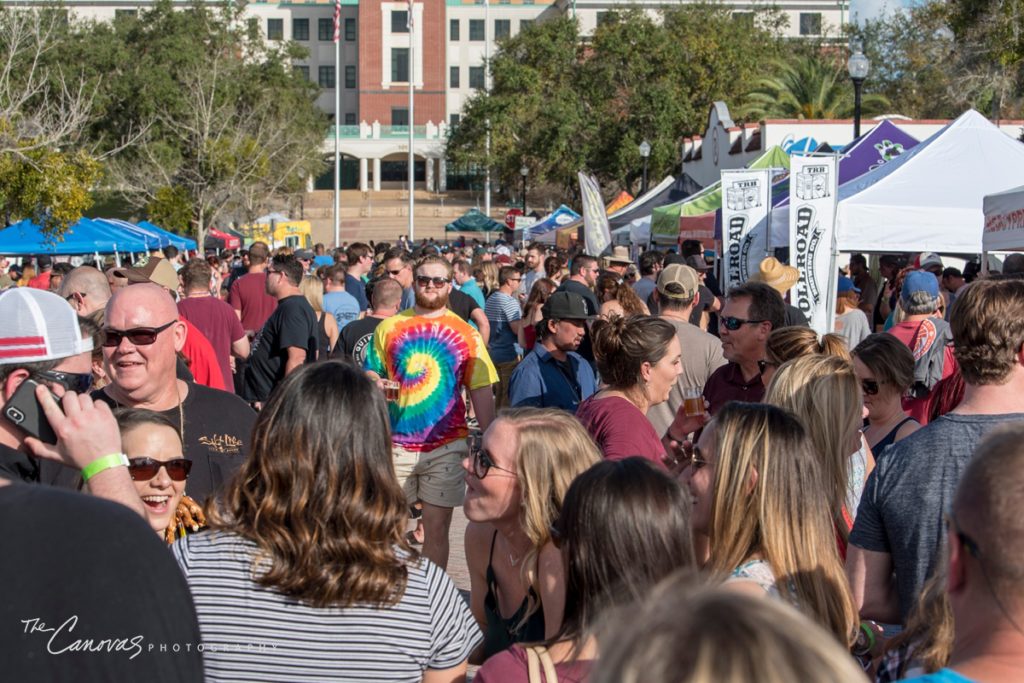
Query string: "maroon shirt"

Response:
xmin=178 ymin=296 xmax=246 ymax=392
xmin=702 ymin=362 xmax=765 ymax=415
xmin=228 ymin=272 xmax=276 ymax=335
xmin=575 ymin=395 xmax=666 ymax=470
xmin=475 ymin=644 xmax=592 ymax=683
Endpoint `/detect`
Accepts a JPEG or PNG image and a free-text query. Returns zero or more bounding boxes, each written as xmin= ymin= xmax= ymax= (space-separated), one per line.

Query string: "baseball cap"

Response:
xmin=0 ymin=288 xmax=92 ymax=364
xmin=917 ymin=252 xmax=943 ymax=271
xmin=114 ymin=257 xmax=179 ymax=292
xmin=901 ymin=270 xmax=940 ymax=302
xmin=542 ymin=292 xmax=595 ymax=321
xmin=657 ymin=264 xmax=700 ymax=300
xmin=36 ymin=254 xmax=53 ymax=269
xmin=294 ymin=249 xmax=315 ymax=261
xmin=684 ymin=254 xmax=711 ymax=272
xmin=837 ymin=276 xmax=861 ymax=294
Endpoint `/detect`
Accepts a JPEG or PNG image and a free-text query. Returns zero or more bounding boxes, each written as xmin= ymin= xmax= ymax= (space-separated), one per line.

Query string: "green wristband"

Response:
xmin=81 ymin=453 xmax=129 ymax=482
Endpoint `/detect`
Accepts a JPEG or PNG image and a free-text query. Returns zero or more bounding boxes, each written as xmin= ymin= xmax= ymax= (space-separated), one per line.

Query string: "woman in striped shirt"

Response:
xmin=172 ymin=361 xmax=482 ymax=682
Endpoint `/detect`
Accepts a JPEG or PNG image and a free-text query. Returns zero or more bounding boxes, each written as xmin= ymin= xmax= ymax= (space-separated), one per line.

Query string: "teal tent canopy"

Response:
xmin=445 ymin=208 xmax=506 ymax=233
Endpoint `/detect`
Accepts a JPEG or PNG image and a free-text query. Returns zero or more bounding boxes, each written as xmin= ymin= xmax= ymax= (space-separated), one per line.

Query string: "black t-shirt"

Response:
xmin=447 ymin=288 xmax=480 ymax=323
xmin=243 ymin=295 xmax=317 ymax=402
xmin=0 ymin=482 xmax=204 ymax=681
xmin=688 ymin=285 xmax=715 ymax=326
xmin=555 ymin=280 xmax=599 ymax=362
xmin=333 ymin=315 xmax=384 ymax=366
xmin=92 ymin=383 xmax=256 ymax=504
xmin=0 ymin=442 xmax=38 ymax=483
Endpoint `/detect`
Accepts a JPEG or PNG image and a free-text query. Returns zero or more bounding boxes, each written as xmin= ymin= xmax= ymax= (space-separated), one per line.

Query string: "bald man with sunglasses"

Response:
xmin=92 ymin=284 xmax=256 ymax=502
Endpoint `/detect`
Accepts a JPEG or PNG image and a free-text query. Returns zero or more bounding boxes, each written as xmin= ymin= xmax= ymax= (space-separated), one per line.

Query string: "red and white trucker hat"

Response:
xmin=0 ymin=288 xmax=93 ymax=363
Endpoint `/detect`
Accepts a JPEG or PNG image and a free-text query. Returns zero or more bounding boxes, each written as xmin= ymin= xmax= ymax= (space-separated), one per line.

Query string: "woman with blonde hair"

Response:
xmin=761 ymin=326 xmax=848 ymax=386
xmin=596 ymin=577 xmax=866 ymax=683
xmin=478 ymin=261 xmax=500 ymax=298
xmin=463 ymin=407 xmax=602 ymax=662
xmin=173 ymin=362 xmax=482 ymax=681
xmin=595 ymin=273 xmax=649 ymax=319
xmin=682 ymin=401 xmax=858 ymax=644
xmin=765 ymin=354 xmax=871 ymax=557
xmin=299 ymin=273 xmax=338 ymax=358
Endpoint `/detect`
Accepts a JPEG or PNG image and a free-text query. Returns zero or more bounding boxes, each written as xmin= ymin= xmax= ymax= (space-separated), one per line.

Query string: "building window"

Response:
xmin=597 ymin=12 xmax=613 ymax=26
xmin=450 ymin=114 xmax=460 ymax=127
xmin=799 ymin=12 xmax=822 ymax=35
xmin=294 ymin=65 xmax=310 ymax=81
xmin=450 ymin=18 xmax=460 ymax=40
xmin=318 ymin=65 xmax=336 ymax=88
xmin=494 ymin=19 xmax=510 ymax=39
xmin=520 ymin=19 xmax=534 ymax=31
xmin=318 ymin=18 xmax=332 ymax=41
xmin=114 ymin=9 xmax=137 ymax=19
xmin=469 ymin=19 xmax=485 ymax=41
xmin=450 ymin=66 xmax=460 ymax=88
xmin=391 ymin=10 xmax=409 ymax=33
xmin=345 ymin=113 xmax=357 ymax=125
xmin=267 ymin=18 xmax=284 ymax=41
xmin=391 ymin=48 xmax=410 ymax=82
xmin=469 ymin=66 xmax=485 ymax=90
xmin=345 ymin=65 xmax=357 ymax=88
xmin=292 ymin=18 xmax=309 ymax=41
xmin=392 ymin=108 xmax=409 ymax=126
xmin=345 ymin=17 xmax=357 ymax=41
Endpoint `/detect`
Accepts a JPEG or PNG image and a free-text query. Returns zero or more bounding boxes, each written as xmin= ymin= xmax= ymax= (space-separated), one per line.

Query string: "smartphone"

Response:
xmin=3 ymin=379 xmax=59 ymax=444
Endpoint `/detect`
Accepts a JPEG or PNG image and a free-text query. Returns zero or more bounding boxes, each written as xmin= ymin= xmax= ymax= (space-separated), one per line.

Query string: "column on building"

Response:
xmin=359 ymin=158 xmax=368 ymax=193
xmin=424 ymin=157 xmax=434 ymax=193
xmin=438 ymin=158 xmax=447 ymax=193
xmin=372 ymin=158 xmax=381 ymax=192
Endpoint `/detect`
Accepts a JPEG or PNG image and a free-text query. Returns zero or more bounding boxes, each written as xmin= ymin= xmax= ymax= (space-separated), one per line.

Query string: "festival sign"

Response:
xmin=578 ymin=172 xmax=611 ymax=257
xmin=788 ymin=155 xmax=838 ymax=333
xmin=720 ymin=168 xmax=772 ymax=292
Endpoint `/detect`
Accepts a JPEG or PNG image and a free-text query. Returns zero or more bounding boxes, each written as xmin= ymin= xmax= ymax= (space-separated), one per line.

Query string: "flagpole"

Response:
xmin=408 ymin=0 xmax=415 ymax=243
xmin=333 ymin=0 xmax=341 ymax=248
xmin=484 ymin=0 xmax=490 ymax=226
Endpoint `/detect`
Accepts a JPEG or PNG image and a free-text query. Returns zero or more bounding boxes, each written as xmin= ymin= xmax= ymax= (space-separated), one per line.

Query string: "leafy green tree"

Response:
xmin=146 ymin=185 xmax=192 ymax=233
xmin=737 ymin=54 xmax=890 ymax=120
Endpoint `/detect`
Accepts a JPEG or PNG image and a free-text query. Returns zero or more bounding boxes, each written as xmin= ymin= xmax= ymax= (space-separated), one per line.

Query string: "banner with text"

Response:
xmin=721 ymin=168 xmax=772 ymax=292
xmin=788 ymin=155 xmax=838 ymax=333
xmin=579 ymin=172 xmax=611 ymax=257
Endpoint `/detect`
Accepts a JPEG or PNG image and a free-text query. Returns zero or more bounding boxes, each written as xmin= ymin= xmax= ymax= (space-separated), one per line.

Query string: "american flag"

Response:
xmin=333 ymin=0 xmax=341 ymax=41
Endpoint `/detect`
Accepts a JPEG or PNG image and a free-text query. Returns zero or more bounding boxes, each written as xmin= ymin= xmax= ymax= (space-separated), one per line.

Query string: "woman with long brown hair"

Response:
xmin=518 ymin=278 xmax=556 ymax=352
xmin=172 ymin=362 xmax=481 ymax=681
xmin=596 ymin=273 xmax=649 ymax=319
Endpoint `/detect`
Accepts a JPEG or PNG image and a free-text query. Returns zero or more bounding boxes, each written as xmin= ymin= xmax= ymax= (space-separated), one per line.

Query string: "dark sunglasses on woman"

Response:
xmin=127 ymin=457 xmax=193 ymax=482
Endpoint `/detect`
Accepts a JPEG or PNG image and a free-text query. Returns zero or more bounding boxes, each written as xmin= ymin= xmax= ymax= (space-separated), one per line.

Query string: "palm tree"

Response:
xmin=738 ymin=55 xmax=890 ymax=120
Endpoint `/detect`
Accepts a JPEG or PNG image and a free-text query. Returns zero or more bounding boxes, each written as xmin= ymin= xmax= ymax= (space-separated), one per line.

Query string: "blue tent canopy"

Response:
xmin=96 ymin=218 xmax=169 ymax=249
xmin=137 ymin=220 xmax=197 ymax=250
xmin=0 ymin=218 xmax=150 ymax=255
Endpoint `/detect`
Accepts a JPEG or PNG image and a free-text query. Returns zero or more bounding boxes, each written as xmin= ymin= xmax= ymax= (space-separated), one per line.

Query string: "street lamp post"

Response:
xmin=520 ymin=165 xmax=529 ymax=215
xmin=639 ymin=140 xmax=651 ymax=195
xmin=847 ymin=39 xmax=870 ymax=140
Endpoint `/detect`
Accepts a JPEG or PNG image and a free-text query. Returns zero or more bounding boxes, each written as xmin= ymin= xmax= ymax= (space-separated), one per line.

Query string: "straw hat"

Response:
xmin=749 ymin=257 xmax=799 ymax=294
xmin=605 ymin=245 xmax=633 ymax=265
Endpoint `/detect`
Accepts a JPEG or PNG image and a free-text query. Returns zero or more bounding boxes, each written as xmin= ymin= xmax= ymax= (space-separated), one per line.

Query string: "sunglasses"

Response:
xmin=861 ymin=379 xmax=883 ymax=396
xmin=102 ymin=320 xmax=176 ymax=348
xmin=720 ymin=316 xmax=767 ymax=331
xmin=470 ymin=447 xmax=516 ymax=479
xmin=416 ymin=275 xmax=450 ymax=288
xmin=127 ymin=457 xmax=193 ymax=482
xmin=37 ymin=370 xmax=93 ymax=394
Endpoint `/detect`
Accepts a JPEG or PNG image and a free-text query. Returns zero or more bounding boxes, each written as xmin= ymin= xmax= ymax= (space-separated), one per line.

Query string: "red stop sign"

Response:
xmin=505 ymin=208 xmax=523 ymax=228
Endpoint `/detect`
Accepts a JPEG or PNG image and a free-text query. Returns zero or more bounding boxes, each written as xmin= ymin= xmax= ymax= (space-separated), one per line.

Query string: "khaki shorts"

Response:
xmin=392 ymin=440 xmax=468 ymax=508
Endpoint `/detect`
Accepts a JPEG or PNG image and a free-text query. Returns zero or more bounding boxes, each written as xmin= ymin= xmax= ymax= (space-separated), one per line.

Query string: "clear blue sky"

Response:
xmin=851 ymin=0 xmax=915 ymax=23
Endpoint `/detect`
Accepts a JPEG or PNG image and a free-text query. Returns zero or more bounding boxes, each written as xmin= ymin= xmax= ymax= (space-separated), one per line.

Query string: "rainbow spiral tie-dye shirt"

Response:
xmin=365 ymin=309 xmax=498 ymax=451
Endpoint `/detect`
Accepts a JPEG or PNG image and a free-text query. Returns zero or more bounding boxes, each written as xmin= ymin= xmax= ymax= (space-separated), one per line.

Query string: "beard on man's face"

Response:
xmin=415 ymin=288 xmax=449 ymax=311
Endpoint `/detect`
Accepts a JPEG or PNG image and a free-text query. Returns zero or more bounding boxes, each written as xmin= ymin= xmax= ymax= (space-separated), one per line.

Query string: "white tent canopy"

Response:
xmin=771 ymin=110 xmax=1024 ymax=252
xmin=983 ymin=185 xmax=1024 ymax=251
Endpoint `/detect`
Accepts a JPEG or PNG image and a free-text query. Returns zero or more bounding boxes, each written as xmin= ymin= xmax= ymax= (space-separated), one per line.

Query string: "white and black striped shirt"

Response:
xmin=172 ymin=531 xmax=482 ymax=682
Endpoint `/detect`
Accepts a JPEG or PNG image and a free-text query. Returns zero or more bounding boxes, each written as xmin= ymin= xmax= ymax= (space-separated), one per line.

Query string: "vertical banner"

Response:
xmin=720 ymin=168 xmax=772 ymax=292
xmin=788 ymin=155 xmax=838 ymax=333
xmin=578 ymin=172 xmax=611 ymax=256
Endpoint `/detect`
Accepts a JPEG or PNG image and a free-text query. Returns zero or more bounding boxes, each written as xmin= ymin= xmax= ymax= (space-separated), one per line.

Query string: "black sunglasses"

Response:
xmin=127 ymin=457 xmax=193 ymax=482
xmin=861 ymin=379 xmax=883 ymax=396
xmin=416 ymin=275 xmax=450 ymax=288
xmin=470 ymin=447 xmax=516 ymax=479
xmin=720 ymin=316 xmax=767 ymax=331
xmin=102 ymin=320 xmax=176 ymax=348
xmin=37 ymin=370 xmax=93 ymax=394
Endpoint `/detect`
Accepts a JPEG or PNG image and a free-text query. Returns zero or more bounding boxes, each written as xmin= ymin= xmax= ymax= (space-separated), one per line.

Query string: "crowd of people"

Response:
xmin=2 ymin=236 xmax=1024 ymax=683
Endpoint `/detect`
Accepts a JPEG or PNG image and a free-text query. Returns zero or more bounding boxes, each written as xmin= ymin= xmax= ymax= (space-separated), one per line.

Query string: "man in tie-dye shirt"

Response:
xmin=366 ymin=255 xmax=497 ymax=569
